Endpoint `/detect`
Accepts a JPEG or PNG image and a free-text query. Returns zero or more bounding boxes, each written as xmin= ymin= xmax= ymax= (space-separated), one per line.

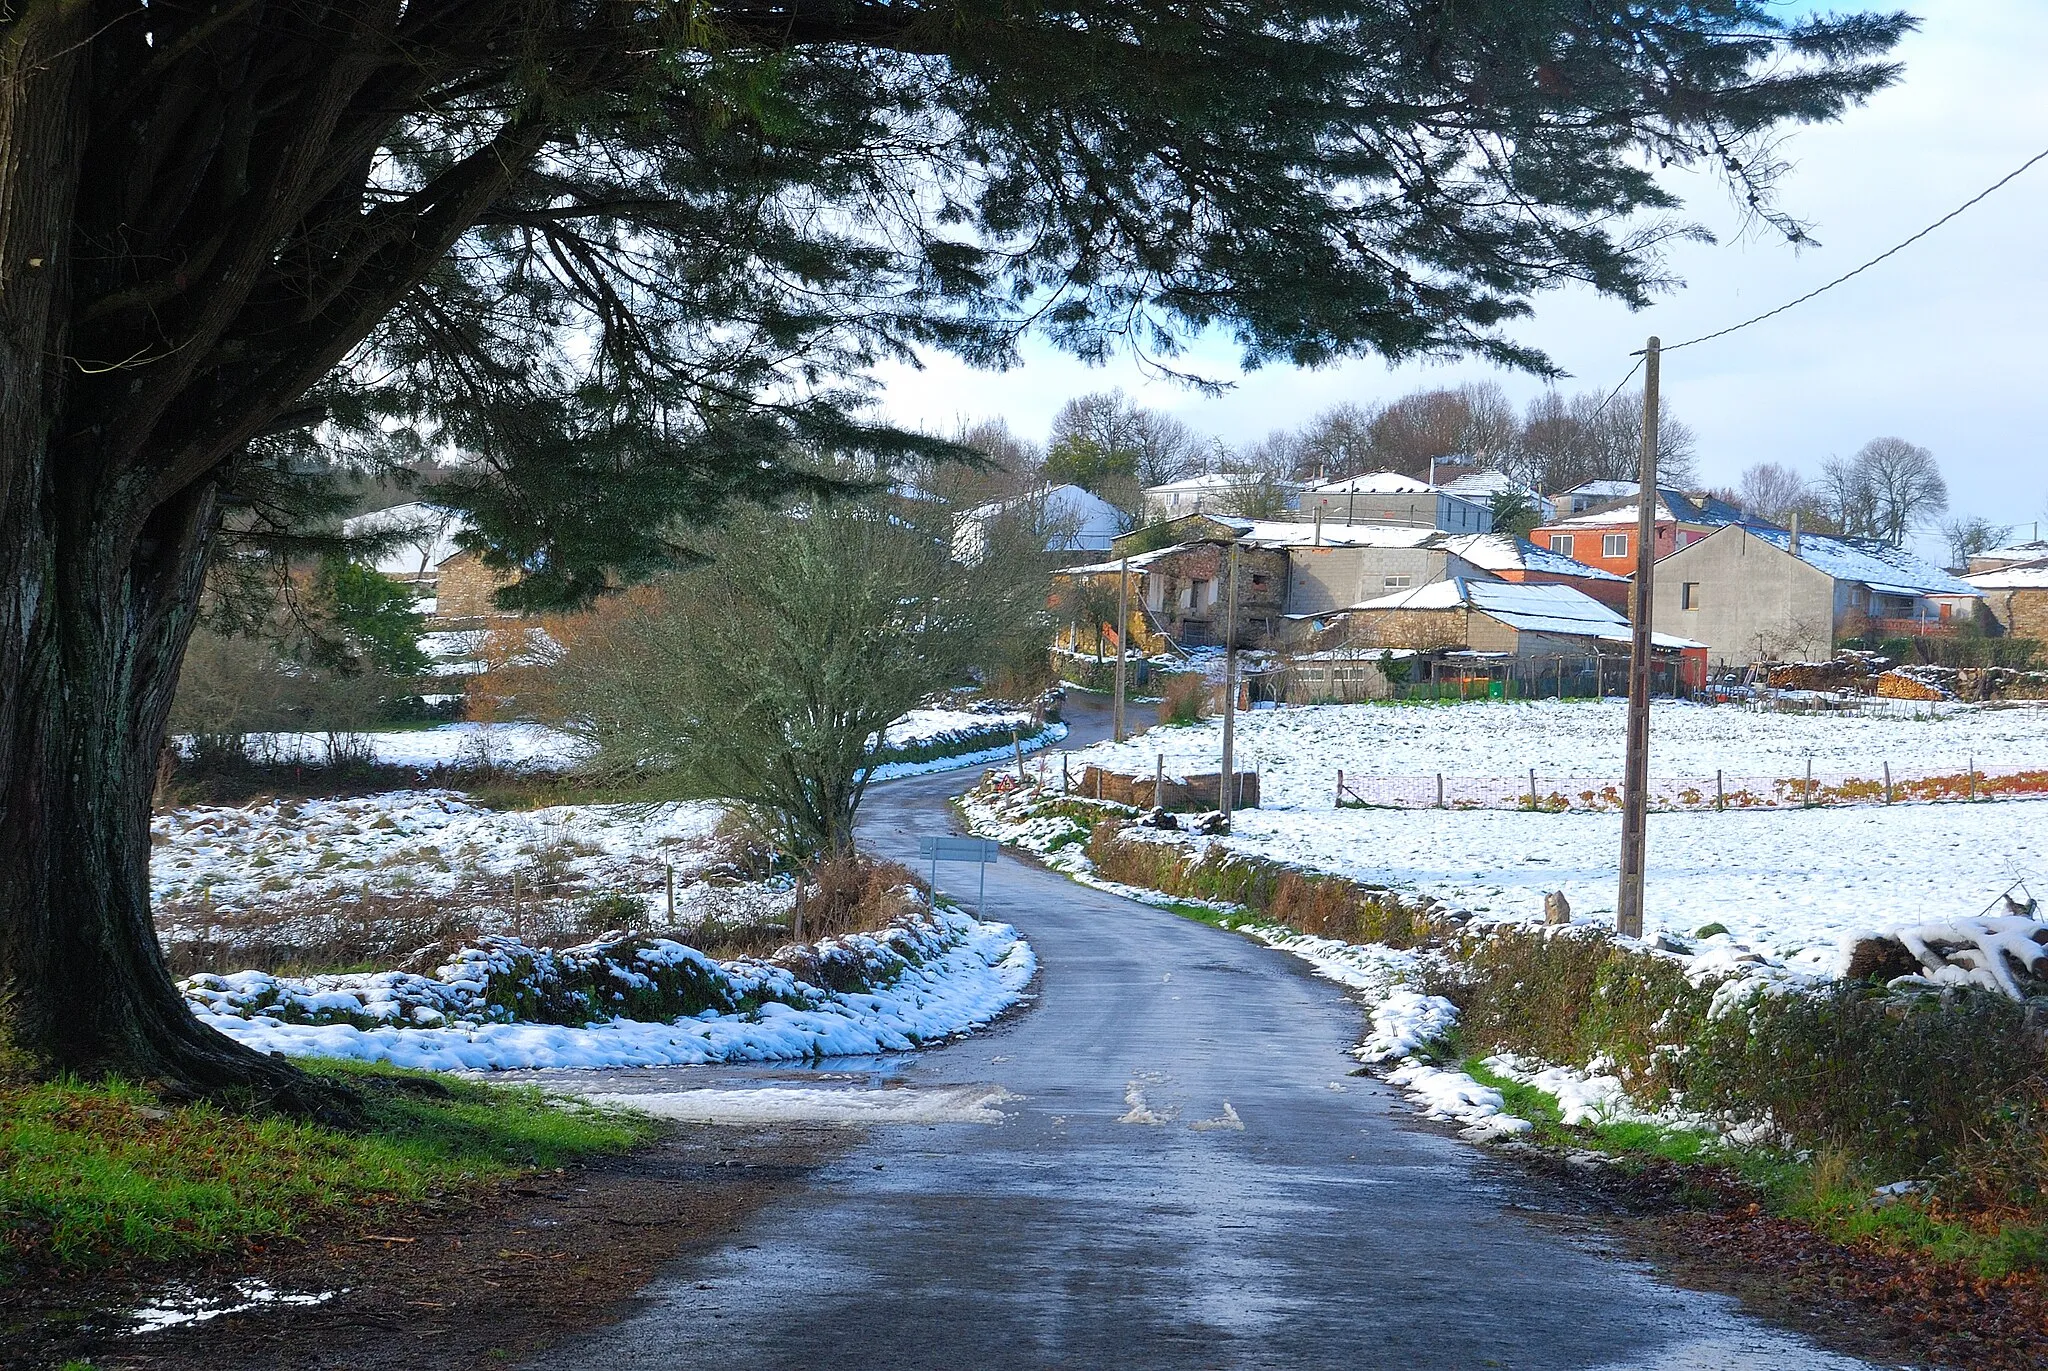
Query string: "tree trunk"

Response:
xmin=0 ymin=470 xmax=354 ymax=1118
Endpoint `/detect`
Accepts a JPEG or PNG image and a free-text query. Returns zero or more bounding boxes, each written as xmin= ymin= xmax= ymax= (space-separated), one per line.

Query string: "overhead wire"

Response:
xmin=1572 ymin=141 xmax=2048 ymax=422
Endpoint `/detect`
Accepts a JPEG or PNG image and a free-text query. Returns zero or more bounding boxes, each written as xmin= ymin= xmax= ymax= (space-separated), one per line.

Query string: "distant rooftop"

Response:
xmin=1348 ymin=577 xmax=1700 ymax=648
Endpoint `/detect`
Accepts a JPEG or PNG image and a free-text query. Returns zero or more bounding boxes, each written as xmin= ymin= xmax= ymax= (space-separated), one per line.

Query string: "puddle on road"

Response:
xmin=126 ymin=1279 xmax=340 ymax=1334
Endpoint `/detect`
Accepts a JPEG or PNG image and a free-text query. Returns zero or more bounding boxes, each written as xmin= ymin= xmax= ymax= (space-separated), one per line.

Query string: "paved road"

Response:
xmin=530 ymin=696 xmax=1867 ymax=1370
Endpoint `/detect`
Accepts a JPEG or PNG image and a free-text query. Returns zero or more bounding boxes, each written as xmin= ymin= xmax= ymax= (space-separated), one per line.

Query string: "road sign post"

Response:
xmin=918 ymin=835 xmax=1002 ymax=916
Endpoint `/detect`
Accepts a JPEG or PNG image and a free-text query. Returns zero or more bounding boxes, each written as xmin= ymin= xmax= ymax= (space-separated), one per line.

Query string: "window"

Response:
xmin=1549 ymin=534 xmax=1574 ymax=557
xmin=1603 ymin=533 xmax=1629 ymax=559
xmin=1383 ymin=574 xmax=1412 ymax=589
xmin=1681 ymin=582 xmax=1702 ymax=610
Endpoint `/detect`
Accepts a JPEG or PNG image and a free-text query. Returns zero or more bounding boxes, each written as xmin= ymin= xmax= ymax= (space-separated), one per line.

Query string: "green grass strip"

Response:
xmin=0 ymin=1061 xmax=655 ymax=1278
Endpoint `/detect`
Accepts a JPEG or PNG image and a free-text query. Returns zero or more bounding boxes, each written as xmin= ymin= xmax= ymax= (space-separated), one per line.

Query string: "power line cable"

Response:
xmin=1583 ymin=142 xmax=2048 ymax=423
xmin=1653 ymin=142 xmax=2048 ymax=356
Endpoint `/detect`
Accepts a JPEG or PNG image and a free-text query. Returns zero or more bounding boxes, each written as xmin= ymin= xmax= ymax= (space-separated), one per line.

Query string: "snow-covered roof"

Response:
xmin=1440 ymin=471 xmax=1522 ymax=498
xmin=1238 ymin=521 xmax=1441 ymax=550
xmin=1744 ymin=527 xmax=1980 ymax=597
xmin=1974 ymin=540 xmax=2048 ymax=567
xmin=1558 ymin=479 xmax=1637 ymax=501
xmin=1966 ymin=558 xmax=2048 ymax=590
xmin=1309 ymin=471 xmax=1435 ymax=495
xmin=1058 ymin=545 xmax=1188 ymax=575
xmin=1550 ymin=489 xmax=1756 ymax=530
xmin=1438 ymin=533 xmax=1627 ymax=581
xmin=957 ymin=483 xmax=1126 ymax=555
xmin=1349 ymin=578 xmax=1702 ymax=649
xmin=1144 ymin=472 xmax=1302 ymax=496
xmin=340 ymin=501 xmax=470 ymax=577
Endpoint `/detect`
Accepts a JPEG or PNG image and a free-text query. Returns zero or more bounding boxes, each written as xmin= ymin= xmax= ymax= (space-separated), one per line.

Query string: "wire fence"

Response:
xmin=1332 ymin=763 xmax=2048 ymax=813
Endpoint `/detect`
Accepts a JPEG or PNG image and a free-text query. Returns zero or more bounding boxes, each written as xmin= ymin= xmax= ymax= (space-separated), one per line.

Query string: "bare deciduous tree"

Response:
xmin=1736 ymin=462 xmax=1812 ymax=526
xmin=544 ymin=497 xmax=1051 ymax=862
xmin=1855 ymin=437 xmax=1948 ymax=547
xmin=1940 ymin=516 xmax=2012 ymax=571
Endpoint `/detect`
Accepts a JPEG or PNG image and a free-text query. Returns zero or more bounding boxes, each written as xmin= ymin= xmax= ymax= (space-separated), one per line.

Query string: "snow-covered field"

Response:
xmin=1072 ymin=698 xmax=2048 ymax=805
xmin=210 ymin=707 xmax=1053 ymax=778
xmin=1208 ymin=800 xmax=2047 ymax=974
xmin=152 ymin=790 xmax=734 ymax=927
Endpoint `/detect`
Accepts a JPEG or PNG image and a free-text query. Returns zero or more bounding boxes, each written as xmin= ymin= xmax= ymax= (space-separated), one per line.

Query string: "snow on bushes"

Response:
xmin=183 ymin=903 xmax=1037 ymax=1071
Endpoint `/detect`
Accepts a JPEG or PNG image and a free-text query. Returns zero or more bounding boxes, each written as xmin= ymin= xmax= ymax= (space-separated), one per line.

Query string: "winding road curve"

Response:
xmin=529 ymin=697 xmax=1869 ymax=1370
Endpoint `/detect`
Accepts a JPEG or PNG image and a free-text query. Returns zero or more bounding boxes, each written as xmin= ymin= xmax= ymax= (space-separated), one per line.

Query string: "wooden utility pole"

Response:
xmin=1616 ymin=336 xmax=1660 ymax=940
xmin=1111 ymin=556 xmax=1130 ymax=743
xmin=1219 ymin=543 xmax=1241 ymax=822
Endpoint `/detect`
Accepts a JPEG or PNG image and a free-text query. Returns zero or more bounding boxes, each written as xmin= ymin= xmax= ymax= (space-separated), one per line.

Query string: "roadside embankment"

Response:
xmin=965 ymin=780 xmax=2048 ymax=1285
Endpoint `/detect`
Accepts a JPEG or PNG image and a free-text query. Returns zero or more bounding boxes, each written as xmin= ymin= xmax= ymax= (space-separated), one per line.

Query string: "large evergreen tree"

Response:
xmin=0 ymin=0 xmax=1911 ymax=1107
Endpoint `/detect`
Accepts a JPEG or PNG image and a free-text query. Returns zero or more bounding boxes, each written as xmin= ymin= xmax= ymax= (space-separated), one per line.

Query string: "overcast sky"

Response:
xmin=871 ymin=3 xmax=2048 ymax=552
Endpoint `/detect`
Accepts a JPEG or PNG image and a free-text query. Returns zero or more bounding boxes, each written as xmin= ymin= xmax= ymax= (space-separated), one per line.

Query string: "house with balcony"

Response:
xmin=1531 ymin=489 xmax=1762 ymax=579
xmin=1652 ymin=523 xmax=1982 ymax=667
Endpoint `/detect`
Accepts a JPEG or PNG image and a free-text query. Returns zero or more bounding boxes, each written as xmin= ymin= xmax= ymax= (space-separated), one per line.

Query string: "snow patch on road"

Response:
xmin=582 ymin=1084 xmax=1021 ymax=1126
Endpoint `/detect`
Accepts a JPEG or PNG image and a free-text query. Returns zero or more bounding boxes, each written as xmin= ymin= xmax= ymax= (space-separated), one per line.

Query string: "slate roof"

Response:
xmin=1348 ymin=578 xmax=1701 ymax=649
xmin=1438 ymin=533 xmax=1628 ymax=582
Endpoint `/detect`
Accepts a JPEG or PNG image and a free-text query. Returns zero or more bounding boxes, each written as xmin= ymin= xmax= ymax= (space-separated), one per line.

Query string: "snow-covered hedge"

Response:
xmin=183 ymin=903 xmax=1037 ymax=1071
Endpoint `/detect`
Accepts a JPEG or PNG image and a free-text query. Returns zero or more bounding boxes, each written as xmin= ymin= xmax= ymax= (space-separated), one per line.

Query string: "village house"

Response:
xmin=1965 ymin=557 xmax=2048 ymax=640
xmin=341 ymin=501 xmax=520 ymax=626
xmin=1056 ymin=536 xmax=1289 ymax=651
xmin=1336 ymin=577 xmax=1705 ymax=683
xmin=1436 ymin=532 xmax=1631 ymax=611
xmin=1297 ymin=471 xmax=1494 ymax=533
xmin=1549 ymin=479 xmax=1639 ymax=517
xmin=1141 ymin=472 xmax=1304 ymax=522
xmin=1652 ymin=523 xmax=1983 ymax=667
xmin=1531 ymin=488 xmax=1764 ymax=579
xmin=952 ymin=483 xmax=1126 ymax=563
xmin=1440 ymin=469 xmax=1556 ymax=522
xmin=1967 ymin=538 xmax=2048 ymax=574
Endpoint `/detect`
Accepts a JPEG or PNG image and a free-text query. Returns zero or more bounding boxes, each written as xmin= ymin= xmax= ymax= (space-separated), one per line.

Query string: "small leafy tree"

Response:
xmin=316 ymin=561 xmax=429 ymax=676
xmin=1488 ymin=491 xmax=1544 ymax=539
xmin=547 ymin=497 xmax=1050 ymax=861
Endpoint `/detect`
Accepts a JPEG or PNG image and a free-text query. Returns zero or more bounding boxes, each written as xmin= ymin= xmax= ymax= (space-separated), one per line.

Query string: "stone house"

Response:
xmin=1652 ymin=524 xmax=1982 ymax=667
xmin=1055 ymin=538 xmax=1288 ymax=650
xmin=1966 ymin=559 xmax=2048 ymax=640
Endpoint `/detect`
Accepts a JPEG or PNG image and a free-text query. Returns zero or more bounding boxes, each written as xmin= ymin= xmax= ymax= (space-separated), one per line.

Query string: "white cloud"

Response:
xmin=872 ymin=3 xmax=2048 ymax=545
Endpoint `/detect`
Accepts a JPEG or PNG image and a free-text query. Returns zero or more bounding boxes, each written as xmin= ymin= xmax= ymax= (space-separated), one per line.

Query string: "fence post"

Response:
xmin=1156 ymin=753 xmax=1165 ymax=808
xmin=1804 ymin=757 xmax=1813 ymax=809
xmin=1527 ymin=768 xmax=1538 ymax=810
xmin=1436 ymin=773 xmax=1445 ymax=809
xmin=1063 ymin=753 xmax=1070 ymax=792
xmin=1970 ymin=754 xmax=1978 ymax=802
xmin=1335 ymin=768 xmax=1343 ymax=809
xmin=665 ymin=863 xmax=675 ymax=922
xmin=1715 ymin=770 xmax=1724 ymax=812
xmin=1012 ymin=728 xmax=1026 ymax=783
xmin=1883 ymin=760 xmax=1893 ymax=805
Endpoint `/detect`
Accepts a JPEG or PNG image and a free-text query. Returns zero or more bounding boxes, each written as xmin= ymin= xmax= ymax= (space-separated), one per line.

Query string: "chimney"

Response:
xmin=1789 ymin=511 xmax=1801 ymax=557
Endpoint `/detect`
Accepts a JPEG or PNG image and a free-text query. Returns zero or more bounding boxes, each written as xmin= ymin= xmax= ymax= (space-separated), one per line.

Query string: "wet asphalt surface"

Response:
xmin=525 ymin=697 xmax=1873 ymax=1370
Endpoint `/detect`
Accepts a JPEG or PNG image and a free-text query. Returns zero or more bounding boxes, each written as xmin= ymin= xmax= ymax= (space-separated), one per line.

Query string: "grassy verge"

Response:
xmin=1460 ymin=1054 xmax=2048 ymax=1279
xmin=973 ymin=783 xmax=2048 ymax=1276
xmin=0 ymin=1061 xmax=656 ymax=1279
